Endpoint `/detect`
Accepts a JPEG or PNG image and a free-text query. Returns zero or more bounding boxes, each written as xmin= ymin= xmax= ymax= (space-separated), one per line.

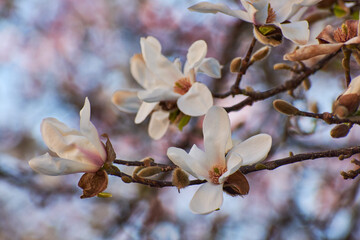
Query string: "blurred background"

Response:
xmin=2 ymin=0 xmax=360 ymax=239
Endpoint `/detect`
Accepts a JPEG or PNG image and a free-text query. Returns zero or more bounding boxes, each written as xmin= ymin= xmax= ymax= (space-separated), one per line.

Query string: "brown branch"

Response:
xmin=113 ymin=159 xmax=176 ymax=172
xmin=240 ymin=145 xmax=360 ymax=174
xmin=213 ymin=37 xmax=257 ymax=99
xmin=224 ymin=49 xmax=342 ymax=112
xmin=295 ymin=110 xmax=360 ymax=125
xmin=108 ymin=145 xmax=360 ymax=188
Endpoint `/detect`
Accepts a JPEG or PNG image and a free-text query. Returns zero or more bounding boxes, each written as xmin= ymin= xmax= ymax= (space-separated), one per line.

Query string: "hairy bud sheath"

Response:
xmin=172 ymin=168 xmax=190 ymax=190
xmin=273 ymin=100 xmax=299 ymax=115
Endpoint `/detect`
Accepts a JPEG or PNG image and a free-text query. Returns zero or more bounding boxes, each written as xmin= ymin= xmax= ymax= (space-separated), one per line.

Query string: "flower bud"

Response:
xmin=330 ymin=124 xmax=351 ymax=138
xmin=310 ymin=102 xmax=319 ymax=113
xmin=333 ymin=93 xmax=360 ymax=118
xmin=230 ymin=57 xmax=242 ymax=73
xmin=250 ymin=46 xmax=270 ymax=63
xmin=78 ymin=169 xmax=108 ymax=199
xmin=172 ymin=168 xmax=189 ymax=190
xmin=141 ymin=157 xmax=154 ymax=167
xmin=273 ymin=63 xmax=292 ymax=70
xmin=137 ymin=166 xmax=162 ymax=177
xmin=273 ymin=100 xmax=299 ymax=115
xmin=121 ymin=175 xmax=132 ymax=183
xmin=303 ymin=78 xmax=311 ymax=90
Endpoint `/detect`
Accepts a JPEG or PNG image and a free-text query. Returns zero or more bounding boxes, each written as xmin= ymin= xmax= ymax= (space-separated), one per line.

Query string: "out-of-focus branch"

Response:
xmin=224 ymin=49 xmax=341 ymax=112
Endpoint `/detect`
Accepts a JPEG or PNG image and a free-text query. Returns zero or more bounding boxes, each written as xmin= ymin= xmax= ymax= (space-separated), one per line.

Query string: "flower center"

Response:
xmin=208 ymin=165 xmax=227 ymax=184
xmin=334 ymin=21 xmax=358 ymax=43
xmin=173 ymin=77 xmax=192 ymax=95
xmin=266 ymin=4 xmax=276 ymax=24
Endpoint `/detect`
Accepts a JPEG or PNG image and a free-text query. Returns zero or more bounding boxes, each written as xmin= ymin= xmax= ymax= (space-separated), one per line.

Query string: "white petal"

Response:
xmin=279 ymin=21 xmax=309 ymax=45
xmin=189 ymin=182 xmax=224 ymax=214
xmin=250 ymin=1 xmax=268 ymax=25
xmin=184 ymin=40 xmax=207 ymax=74
xmin=203 ymin=106 xmax=231 ymax=168
xmin=167 ymin=147 xmax=203 ymax=179
xmin=273 ymin=0 xmax=302 ymax=23
xmin=188 ymin=2 xmax=251 ymax=22
xmin=345 ymin=75 xmax=360 ymax=95
xmin=177 ymin=82 xmax=213 ymax=116
xmin=173 ymin=58 xmax=182 ymax=71
xmin=79 ymin=98 xmax=107 ymax=161
xmin=143 ymin=36 xmax=162 ymax=52
xmin=29 ymin=153 xmax=100 ymax=176
xmin=197 ymin=57 xmax=222 ymax=78
xmin=140 ymin=37 xmax=183 ymax=85
xmin=148 ymin=110 xmax=170 ymax=140
xmin=138 ymin=87 xmax=180 ymax=102
xmin=135 ymin=102 xmax=158 ymax=124
xmin=130 ymin=54 xmax=165 ymax=89
xmin=188 ymin=144 xmax=210 ymax=179
xmin=219 ymin=152 xmax=243 ymax=183
xmin=41 ymin=118 xmax=104 ymax=167
xmin=112 ymin=89 xmax=141 ymax=113
xmin=229 ymin=134 xmax=272 ymax=166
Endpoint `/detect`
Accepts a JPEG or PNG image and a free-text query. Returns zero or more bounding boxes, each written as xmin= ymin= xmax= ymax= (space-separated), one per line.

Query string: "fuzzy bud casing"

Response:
xmin=172 ymin=168 xmax=189 ymax=190
xmin=273 ymin=100 xmax=299 ymax=115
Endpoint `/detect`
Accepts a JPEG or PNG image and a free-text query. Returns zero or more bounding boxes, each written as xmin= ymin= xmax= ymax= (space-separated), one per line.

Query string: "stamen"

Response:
xmin=266 ymin=4 xmax=276 ymax=24
xmin=173 ymin=77 xmax=192 ymax=95
xmin=208 ymin=165 xmax=227 ymax=184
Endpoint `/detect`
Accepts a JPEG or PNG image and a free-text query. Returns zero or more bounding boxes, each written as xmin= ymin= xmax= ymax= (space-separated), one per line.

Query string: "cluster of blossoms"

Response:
xmin=29 ymin=0 xmax=359 ymax=214
xmin=112 ymin=36 xmax=221 ymax=139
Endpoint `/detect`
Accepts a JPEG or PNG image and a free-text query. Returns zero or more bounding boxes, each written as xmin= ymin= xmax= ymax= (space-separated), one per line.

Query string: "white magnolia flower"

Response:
xmin=112 ymin=36 xmax=221 ymax=140
xmin=167 ymin=106 xmax=272 ymax=214
xmin=29 ymin=98 xmax=107 ymax=175
xmin=189 ymin=0 xmax=321 ymax=45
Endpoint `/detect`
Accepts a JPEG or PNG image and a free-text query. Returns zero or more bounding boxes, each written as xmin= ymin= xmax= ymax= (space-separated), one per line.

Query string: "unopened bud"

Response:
xmin=250 ymin=46 xmax=270 ymax=63
xmin=333 ymin=93 xmax=360 ymax=118
xmin=310 ymin=102 xmax=319 ymax=113
xmin=273 ymin=63 xmax=292 ymax=70
xmin=273 ymin=99 xmax=299 ymax=115
xmin=137 ymin=166 xmax=162 ymax=177
xmin=172 ymin=168 xmax=189 ymax=190
xmin=121 ymin=175 xmax=132 ymax=183
xmin=339 ymin=154 xmax=345 ymax=160
xmin=303 ymin=78 xmax=311 ymax=90
xmin=255 ymin=163 xmax=267 ymax=170
xmin=141 ymin=157 xmax=154 ymax=167
xmin=230 ymin=57 xmax=242 ymax=73
xmin=330 ymin=124 xmax=351 ymax=138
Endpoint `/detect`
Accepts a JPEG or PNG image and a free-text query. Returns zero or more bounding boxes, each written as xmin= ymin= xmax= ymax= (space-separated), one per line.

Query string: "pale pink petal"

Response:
xmin=184 ymin=40 xmax=207 ymax=74
xmin=135 ymin=102 xmax=158 ymax=124
xmin=228 ymin=134 xmax=272 ymax=166
xmin=148 ymin=110 xmax=169 ymax=140
xmin=138 ymin=87 xmax=180 ymax=102
xmin=112 ymin=89 xmax=141 ymax=113
xmin=189 ymin=182 xmax=224 ymax=214
xmin=29 ymin=153 xmax=100 ymax=176
xmin=219 ymin=152 xmax=243 ymax=183
xmin=79 ymin=98 xmax=106 ymax=161
xmin=345 ymin=36 xmax=360 ymax=45
xmin=284 ymin=43 xmax=343 ymax=61
xmin=203 ymin=106 xmax=231 ymax=168
xmin=177 ymin=82 xmax=213 ymax=116
xmin=197 ymin=57 xmax=222 ymax=78
xmin=167 ymin=146 xmax=207 ymax=180
xmin=188 ymin=2 xmax=251 ymax=22
xmin=140 ymin=37 xmax=183 ymax=85
xmin=41 ymin=118 xmax=104 ymax=167
xmin=279 ymin=21 xmax=309 ymax=45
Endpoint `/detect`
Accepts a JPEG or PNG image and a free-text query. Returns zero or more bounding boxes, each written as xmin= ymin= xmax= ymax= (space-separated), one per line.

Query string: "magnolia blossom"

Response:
xmin=167 ymin=106 xmax=272 ymax=214
xmin=189 ymin=0 xmax=321 ymax=46
xmin=284 ymin=20 xmax=360 ymax=61
xmin=112 ymin=36 xmax=221 ymax=139
xmin=29 ymin=98 xmax=107 ymax=175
